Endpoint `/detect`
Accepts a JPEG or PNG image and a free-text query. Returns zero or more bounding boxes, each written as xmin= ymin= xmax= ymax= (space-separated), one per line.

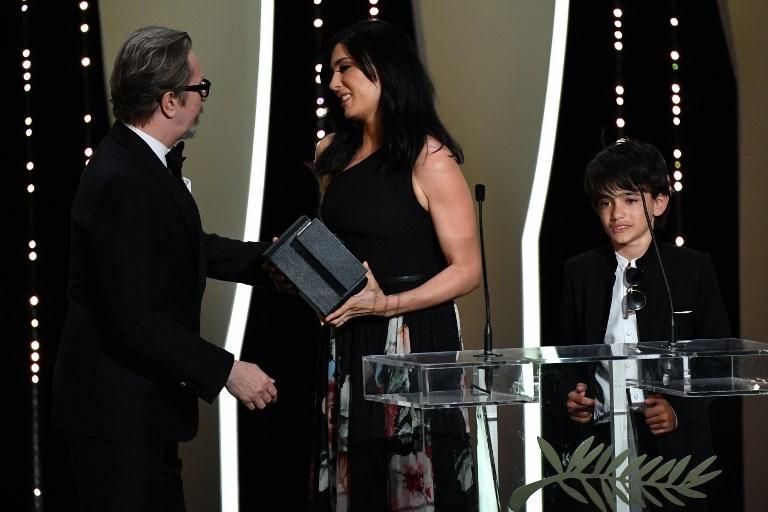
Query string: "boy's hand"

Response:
xmin=644 ymin=394 xmax=677 ymax=435
xmin=567 ymin=382 xmax=595 ymax=424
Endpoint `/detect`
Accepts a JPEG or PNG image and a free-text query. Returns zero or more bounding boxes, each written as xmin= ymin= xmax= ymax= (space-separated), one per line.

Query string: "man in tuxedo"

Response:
xmin=52 ymin=26 xmax=277 ymax=511
xmin=543 ymin=139 xmax=730 ymax=511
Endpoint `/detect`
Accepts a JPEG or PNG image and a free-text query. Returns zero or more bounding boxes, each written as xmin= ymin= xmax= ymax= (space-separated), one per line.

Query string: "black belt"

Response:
xmin=379 ymin=274 xmax=428 ymax=294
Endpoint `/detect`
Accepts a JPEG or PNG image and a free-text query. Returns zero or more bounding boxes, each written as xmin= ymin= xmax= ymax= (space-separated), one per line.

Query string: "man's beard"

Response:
xmin=180 ymin=115 xmax=200 ymax=140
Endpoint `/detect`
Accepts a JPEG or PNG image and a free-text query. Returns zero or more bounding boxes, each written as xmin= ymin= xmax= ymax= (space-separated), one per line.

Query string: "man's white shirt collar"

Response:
xmin=126 ymin=124 xmax=171 ymax=168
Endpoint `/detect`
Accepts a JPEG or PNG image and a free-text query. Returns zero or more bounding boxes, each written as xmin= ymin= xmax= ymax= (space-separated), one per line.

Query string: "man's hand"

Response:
xmin=567 ymin=382 xmax=595 ymax=424
xmin=644 ymin=394 xmax=677 ymax=435
xmin=263 ymin=261 xmax=295 ymax=294
xmin=225 ymin=360 xmax=278 ymax=410
xmin=263 ymin=236 xmax=295 ymax=294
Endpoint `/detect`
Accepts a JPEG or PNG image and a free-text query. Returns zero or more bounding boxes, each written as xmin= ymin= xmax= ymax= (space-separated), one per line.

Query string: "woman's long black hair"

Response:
xmin=315 ymin=20 xmax=463 ymax=178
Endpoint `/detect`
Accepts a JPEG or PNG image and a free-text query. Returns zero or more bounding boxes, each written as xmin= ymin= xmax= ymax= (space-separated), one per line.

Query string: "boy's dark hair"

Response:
xmin=584 ymin=138 xmax=672 ymax=226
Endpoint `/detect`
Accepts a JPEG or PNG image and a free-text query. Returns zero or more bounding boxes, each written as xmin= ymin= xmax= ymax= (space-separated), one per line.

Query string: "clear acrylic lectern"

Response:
xmin=363 ymin=338 xmax=768 ymax=512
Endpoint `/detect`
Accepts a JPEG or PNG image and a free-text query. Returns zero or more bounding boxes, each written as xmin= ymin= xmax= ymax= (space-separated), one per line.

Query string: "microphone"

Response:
xmin=474 ymin=184 xmax=498 ymax=358
xmin=633 ymin=181 xmax=677 ymax=347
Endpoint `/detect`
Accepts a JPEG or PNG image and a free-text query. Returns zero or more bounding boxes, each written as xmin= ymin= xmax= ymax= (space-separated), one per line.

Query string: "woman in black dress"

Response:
xmin=311 ymin=20 xmax=481 ymax=512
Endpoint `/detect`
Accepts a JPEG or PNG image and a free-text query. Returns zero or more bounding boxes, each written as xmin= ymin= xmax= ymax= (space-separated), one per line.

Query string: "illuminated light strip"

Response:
xmin=79 ymin=1 xmax=94 ymax=167
xmin=369 ymin=0 xmax=380 ymax=19
xmin=521 ymin=1 xmax=569 ymax=511
xmin=314 ymin=0 xmax=326 ymax=141
xmin=20 ymin=0 xmax=44 ymax=508
xmin=669 ymin=4 xmax=686 ymax=247
xmin=219 ymin=1 xmax=274 ymax=511
xmin=613 ymin=4 xmax=626 ymax=134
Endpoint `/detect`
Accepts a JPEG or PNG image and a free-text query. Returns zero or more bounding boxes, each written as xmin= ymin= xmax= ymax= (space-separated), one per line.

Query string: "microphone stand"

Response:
xmin=472 ymin=184 xmax=501 ymax=510
xmin=635 ymin=183 xmax=677 ymax=348
xmin=476 ymin=184 xmax=498 ymax=359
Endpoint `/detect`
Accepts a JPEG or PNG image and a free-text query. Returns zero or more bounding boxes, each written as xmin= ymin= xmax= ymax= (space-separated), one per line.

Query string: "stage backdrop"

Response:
xmin=720 ymin=0 xmax=768 ymax=509
xmin=96 ymin=1 xmax=768 ymax=511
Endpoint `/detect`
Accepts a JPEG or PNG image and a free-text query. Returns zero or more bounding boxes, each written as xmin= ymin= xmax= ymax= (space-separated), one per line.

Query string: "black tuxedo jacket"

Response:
xmin=53 ymin=122 xmax=270 ymax=442
xmin=548 ymin=242 xmax=731 ymax=463
xmin=560 ymin=243 xmax=731 ymax=347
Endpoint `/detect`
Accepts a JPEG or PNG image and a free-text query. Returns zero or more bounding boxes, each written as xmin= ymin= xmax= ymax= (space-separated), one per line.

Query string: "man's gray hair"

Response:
xmin=110 ymin=26 xmax=192 ymax=126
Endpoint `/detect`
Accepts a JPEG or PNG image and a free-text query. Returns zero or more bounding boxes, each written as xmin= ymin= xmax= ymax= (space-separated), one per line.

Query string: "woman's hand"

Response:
xmin=325 ymin=262 xmax=388 ymax=326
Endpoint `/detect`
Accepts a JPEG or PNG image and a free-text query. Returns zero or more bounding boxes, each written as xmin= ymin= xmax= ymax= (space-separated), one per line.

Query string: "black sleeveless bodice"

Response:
xmin=321 ymin=150 xmax=447 ymax=294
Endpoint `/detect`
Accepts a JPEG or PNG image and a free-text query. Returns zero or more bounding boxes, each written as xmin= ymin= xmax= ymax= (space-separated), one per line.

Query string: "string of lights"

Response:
xmin=368 ymin=0 xmax=380 ymax=19
xmin=612 ymin=3 xmax=625 ymax=137
xmin=20 ymin=0 xmax=43 ymax=509
xmin=313 ymin=0 xmax=326 ymax=143
xmin=79 ymin=1 xmax=95 ymax=167
xmin=668 ymin=1 xmax=685 ymax=247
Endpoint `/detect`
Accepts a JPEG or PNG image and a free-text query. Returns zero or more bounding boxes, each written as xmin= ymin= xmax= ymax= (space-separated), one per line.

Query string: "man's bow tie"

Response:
xmin=166 ymin=141 xmax=186 ymax=179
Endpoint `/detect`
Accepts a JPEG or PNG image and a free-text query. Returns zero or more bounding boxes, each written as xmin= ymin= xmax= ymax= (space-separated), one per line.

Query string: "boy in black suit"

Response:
xmin=546 ymin=139 xmax=730 ymax=511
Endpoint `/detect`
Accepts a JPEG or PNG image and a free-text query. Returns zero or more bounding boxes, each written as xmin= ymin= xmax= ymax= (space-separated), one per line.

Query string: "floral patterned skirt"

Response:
xmin=310 ymin=302 xmax=477 ymax=512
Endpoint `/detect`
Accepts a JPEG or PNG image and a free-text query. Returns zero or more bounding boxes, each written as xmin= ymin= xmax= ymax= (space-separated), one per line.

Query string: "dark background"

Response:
xmin=1 ymin=1 xmax=741 ymax=510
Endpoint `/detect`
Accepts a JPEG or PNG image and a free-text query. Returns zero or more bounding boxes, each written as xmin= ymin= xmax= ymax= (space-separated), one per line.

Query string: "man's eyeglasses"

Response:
xmin=184 ymin=78 xmax=211 ymax=100
xmin=624 ymin=266 xmax=646 ymax=313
